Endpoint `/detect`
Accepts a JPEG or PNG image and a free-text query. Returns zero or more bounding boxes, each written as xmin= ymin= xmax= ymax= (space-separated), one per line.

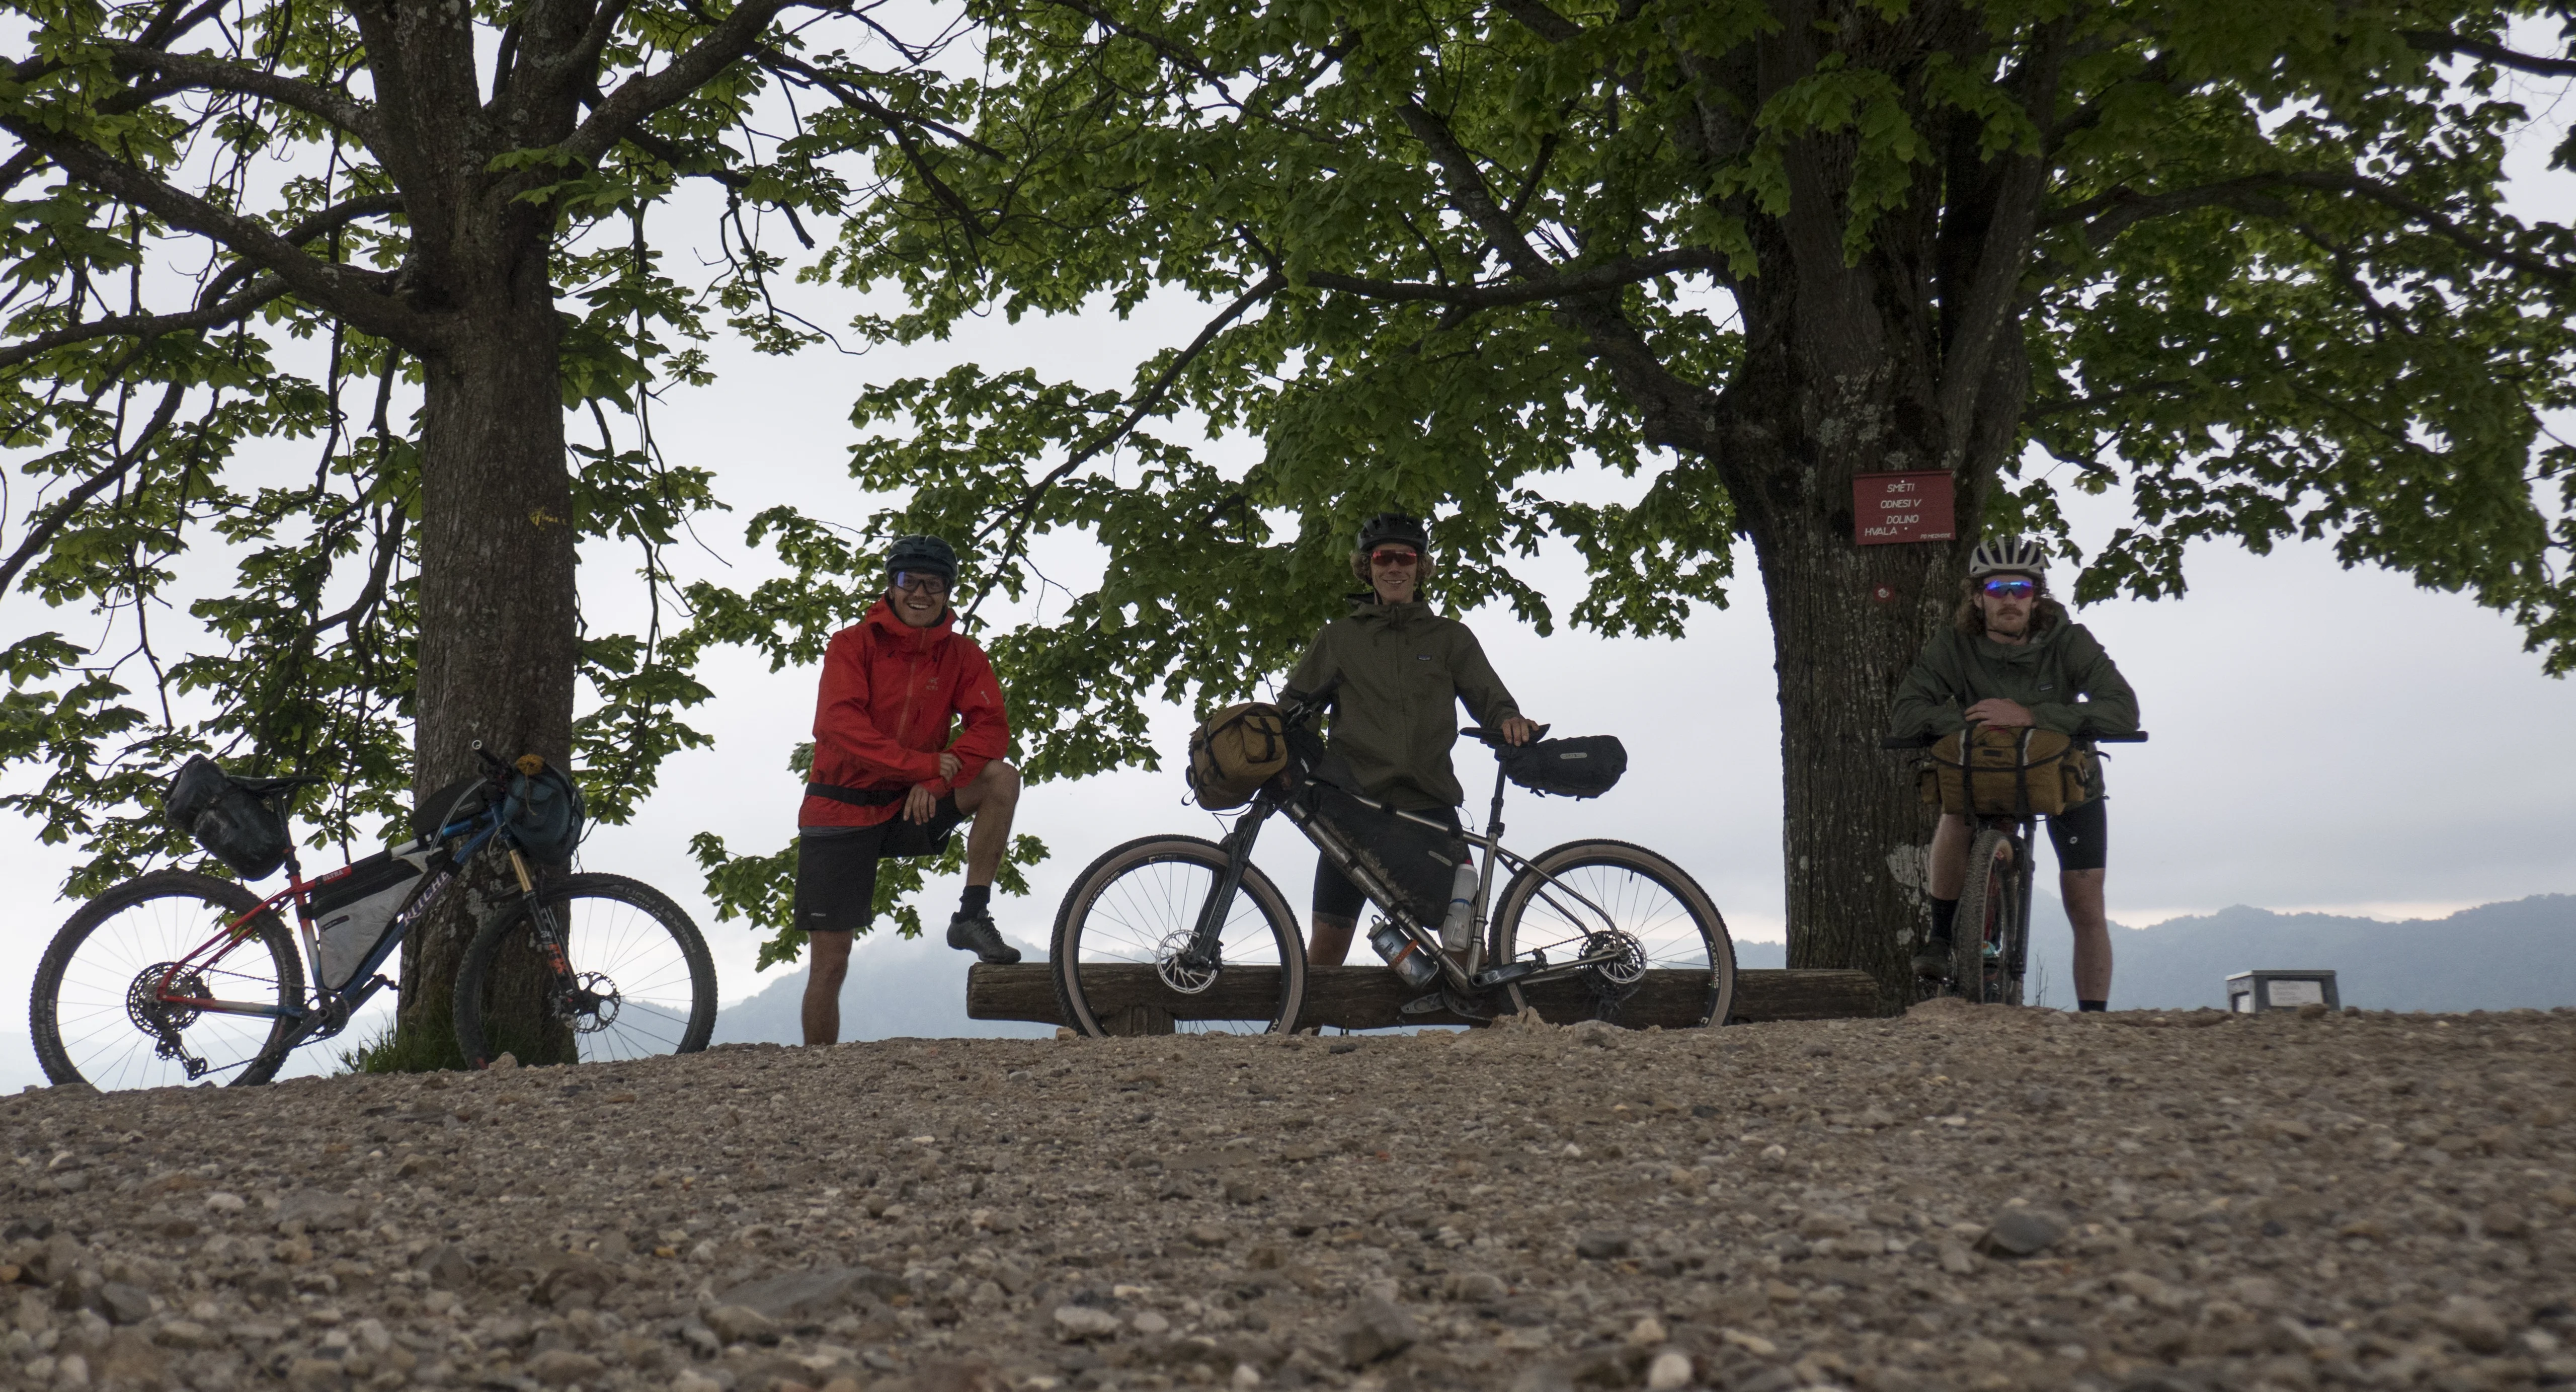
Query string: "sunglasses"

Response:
xmin=893 ymin=571 xmax=951 ymax=596
xmin=1369 ymin=548 xmax=1421 ymax=568
xmin=1980 ymin=577 xmax=2037 ymax=599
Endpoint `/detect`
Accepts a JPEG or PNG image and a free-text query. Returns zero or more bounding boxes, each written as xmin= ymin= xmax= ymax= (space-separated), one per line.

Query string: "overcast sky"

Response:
xmin=7 ymin=41 xmax=2574 ymax=1091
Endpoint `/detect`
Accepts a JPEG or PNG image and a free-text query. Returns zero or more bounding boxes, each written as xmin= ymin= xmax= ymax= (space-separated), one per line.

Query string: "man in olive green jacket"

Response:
xmin=1889 ymin=537 xmax=2139 ymax=1010
xmin=1283 ymin=513 xmax=1535 ymax=966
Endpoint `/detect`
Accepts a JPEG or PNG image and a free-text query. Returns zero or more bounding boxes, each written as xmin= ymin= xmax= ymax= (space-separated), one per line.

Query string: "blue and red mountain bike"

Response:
xmin=30 ymin=746 xmax=715 ymax=1091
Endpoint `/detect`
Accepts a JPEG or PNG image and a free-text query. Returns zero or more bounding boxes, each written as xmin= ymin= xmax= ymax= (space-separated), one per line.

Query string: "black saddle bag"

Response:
xmin=1495 ymin=735 xmax=1628 ymax=799
xmin=164 ymin=755 xmax=293 ymax=881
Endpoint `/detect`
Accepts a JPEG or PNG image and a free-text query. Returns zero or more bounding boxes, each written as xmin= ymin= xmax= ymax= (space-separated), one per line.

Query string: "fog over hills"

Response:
xmin=704 ymin=893 xmax=2573 ymax=1041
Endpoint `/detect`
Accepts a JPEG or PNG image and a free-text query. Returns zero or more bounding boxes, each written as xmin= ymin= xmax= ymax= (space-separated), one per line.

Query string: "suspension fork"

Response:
xmin=508 ymin=848 xmax=576 ymax=982
xmin=1185 ymin=804 xmax=1270 ymax=967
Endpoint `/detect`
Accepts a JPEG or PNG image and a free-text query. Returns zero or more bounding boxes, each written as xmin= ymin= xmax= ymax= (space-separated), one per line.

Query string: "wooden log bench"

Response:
xmin=965 ymin=964 xmax=1886 ymax=1034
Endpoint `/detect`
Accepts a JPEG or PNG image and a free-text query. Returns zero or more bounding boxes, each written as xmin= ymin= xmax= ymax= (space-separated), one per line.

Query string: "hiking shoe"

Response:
xmin=1912 ymin=937 xmax=1955 ymax=979
xmin=946 ymin=911 xmax=1021 ymax=965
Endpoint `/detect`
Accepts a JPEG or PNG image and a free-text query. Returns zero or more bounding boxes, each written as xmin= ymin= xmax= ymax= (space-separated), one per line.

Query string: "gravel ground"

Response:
xmin=6 ymin=999 xmax=2574 ymax=1392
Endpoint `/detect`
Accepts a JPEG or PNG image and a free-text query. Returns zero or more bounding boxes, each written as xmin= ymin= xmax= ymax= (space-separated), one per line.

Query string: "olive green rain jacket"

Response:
xmin=1283 ymin=597 xmax=1523 ymax=811
xmin=1889 ymin=618 xmax=2141 ymax=784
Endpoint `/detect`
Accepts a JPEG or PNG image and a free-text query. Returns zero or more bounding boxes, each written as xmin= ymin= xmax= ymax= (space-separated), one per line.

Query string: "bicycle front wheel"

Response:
xmin=1491 ymin=839 xmax=1734 ymax=1027
xmin=1953 ymin=827 xmax=2022 ymax=1005
xmin=31 ymin=869 xmax=304 ymax=1092
xmin=1051 ymin=834 xmax=1307 ymax=1037
xmin=453 ymin=873 xmax=715 ymax=1068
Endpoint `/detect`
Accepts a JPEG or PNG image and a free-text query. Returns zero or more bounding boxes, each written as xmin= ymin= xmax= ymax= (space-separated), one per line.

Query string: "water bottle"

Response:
xmin=1369 ymin=919 xmax=1440 ymax=987
xmin=1438 ymin=860 xmax=1478 ymax=952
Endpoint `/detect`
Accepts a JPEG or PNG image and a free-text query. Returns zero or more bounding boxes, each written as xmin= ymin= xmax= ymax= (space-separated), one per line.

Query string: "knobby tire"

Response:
xmin=31 ymin=869 xmax=304 ymax=1092
xmin=1952 ymin=828 xmax=2021 ymax=1006
xmin=1489 ymin=839 xmax=1735 ymax=1027
xmin=1051 ymin=834 xmax=1307 ymax=1037
xmin=453 ymin=873 xmax=716 ymax=1068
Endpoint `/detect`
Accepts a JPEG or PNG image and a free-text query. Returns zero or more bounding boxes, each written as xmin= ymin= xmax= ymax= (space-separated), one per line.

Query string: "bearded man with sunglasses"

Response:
xmin=1282 ymin=513 xmax=1537 ymax=968
xmin=793 ymin=535 xmax=1024 ymax=1047
xmin=1889 ymin=537 xmax=2139 ymax=1012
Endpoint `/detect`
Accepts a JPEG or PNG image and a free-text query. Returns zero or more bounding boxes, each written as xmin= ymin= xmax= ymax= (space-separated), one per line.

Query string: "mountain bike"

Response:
xmin=1051 ymin=690 xmax=1734 ymax=1035
xmin=30 ymin=746 xmax=716 ymax=1092
xmin=1881 ymin=729 xmax=2147 ymax=1004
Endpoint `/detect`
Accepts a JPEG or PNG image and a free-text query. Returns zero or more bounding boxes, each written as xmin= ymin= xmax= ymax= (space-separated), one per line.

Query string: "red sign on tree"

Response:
xmin=1853 ymin=472 xmax=1956 ymax=545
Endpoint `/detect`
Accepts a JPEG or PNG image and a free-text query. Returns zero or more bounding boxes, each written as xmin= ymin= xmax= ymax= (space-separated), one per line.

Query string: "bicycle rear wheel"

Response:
xmin=1051 ymin=834 xmax=1306 ymax=1037
xmin=453 ymin=873 xmax=715 ymax=1068
xmin=1490 ymin=839 xmax=1734 ymax=1027
xmin=31 ymin=870 xmax=303 ymax=1091
xmin=1952 ymin=827 xmax=2022 ymax=1004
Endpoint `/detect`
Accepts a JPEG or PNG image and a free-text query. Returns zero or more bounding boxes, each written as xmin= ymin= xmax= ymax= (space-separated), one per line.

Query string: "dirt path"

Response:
xmin=6 ymin=1001 xmax=2572 ymax=1391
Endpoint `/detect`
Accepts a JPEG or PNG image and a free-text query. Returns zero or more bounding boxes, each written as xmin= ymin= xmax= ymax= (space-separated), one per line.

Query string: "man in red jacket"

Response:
xmin=795 ymin=535 xmax=1023 ymax=1047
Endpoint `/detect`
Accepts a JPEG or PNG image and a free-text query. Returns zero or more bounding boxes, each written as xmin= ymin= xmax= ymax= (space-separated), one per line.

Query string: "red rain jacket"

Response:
xmin=799 ymin=600 xmax=1009 ymax=829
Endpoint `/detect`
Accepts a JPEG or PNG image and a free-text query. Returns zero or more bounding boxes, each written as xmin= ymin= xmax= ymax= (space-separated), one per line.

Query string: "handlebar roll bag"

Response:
xmin=503 ymin=762 xmax=586 ymax=863
xmin=1186 ymin=702 xmax=1290 ymax=809
xmin=164 ymin=755 xmax=294 ymax=881
xmin=1919 ymin=727 xmax=2093 ymax=816
xmin=1495 ymin=735 xmax=1628 ymax=799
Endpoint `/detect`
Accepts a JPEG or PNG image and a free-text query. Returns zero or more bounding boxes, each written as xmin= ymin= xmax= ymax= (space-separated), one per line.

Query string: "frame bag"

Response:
xmin=1496 ymin=735 xmax=1628 ymax=799
xmin=1919 ymin=725 xmax=2092 ymax=817
xmin=1186 ymin=703 xmax=1289 ymax=809
xmin=164 ymin=755 xmax=293 ymax=881
xmin=1302 ymin=782 xmax=1465 ymax=926
xmin=309 ymin=849 xmax=427 ymax=990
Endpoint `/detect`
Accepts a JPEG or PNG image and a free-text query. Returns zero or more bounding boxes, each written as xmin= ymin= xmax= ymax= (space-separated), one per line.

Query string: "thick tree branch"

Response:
xmin=1495 ymin=0 xmax=1583 ymax=44
xmin=2274 ymin=170 xmax=2576 ymax=287
xmin=2401 ymin=29 xmax=2576 ymax=78
xmin=1397 ymin=98 xmax=1725 ymax=459
xmin=0 ymin=378 xmax=189 ymax=598
xmin=0 ymin=126 xmax=426 ymax=344
xmin=103 ymin=41 xmax=381 ymax=146
xmin=1936 ymin=18 xmax=2067 ymax=466
xmin=963 ymin=273 xmax=1286 ymax=617
xmin=0 ymin=276 xmax=283 ymax=373
xmin=2055 ymin=170 xmax=2575 ymax=288
xmin=1303 ymin=248 xmax=1727 ymax=306
xmin=560 ymin=0 xmax=799 ymax=167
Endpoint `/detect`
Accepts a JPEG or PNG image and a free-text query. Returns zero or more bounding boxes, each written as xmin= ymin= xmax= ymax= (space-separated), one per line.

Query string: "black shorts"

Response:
xmin=2046 ymin=797 xmax=2107 ymax=873
xmin=793 ymin=795 xmax=964 ymax=934
xmin=1312 ymin=806 xmax=1463 ymax=921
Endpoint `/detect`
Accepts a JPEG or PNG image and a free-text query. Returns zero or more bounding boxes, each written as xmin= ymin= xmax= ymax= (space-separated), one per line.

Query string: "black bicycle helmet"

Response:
xmin=1354 ymin=512 xmax=1430 ymax=554
xmin=1967 ymin=536 xmax=2049 ymax=581
xmin=886 ymin=534 xmax=958 ymax=586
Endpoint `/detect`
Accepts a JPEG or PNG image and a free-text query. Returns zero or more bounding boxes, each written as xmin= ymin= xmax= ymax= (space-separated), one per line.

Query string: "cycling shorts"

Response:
xmin=792 ymin=794 xmax=964 ymax=934
xmin=1312 ymin=806 xmax=1463 ymax=921
xmin=2046 ymin=797 xmax=2107 ymax=873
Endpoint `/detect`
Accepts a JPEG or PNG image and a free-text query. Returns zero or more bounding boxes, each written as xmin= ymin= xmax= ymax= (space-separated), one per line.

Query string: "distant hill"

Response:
xmin=2023 ymin=893 xmax=2576 ymax=1013
xmin=710 ymin=926 xmax=1056 ymax=1046
xmin=703 ymin=895 xmax=2572 ymax=1042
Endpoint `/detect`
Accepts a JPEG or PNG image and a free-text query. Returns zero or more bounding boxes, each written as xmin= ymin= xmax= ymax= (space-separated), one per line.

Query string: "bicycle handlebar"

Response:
xmin=1879 ymin=730 xmax=2149 ymax=749
xmin=1463 ymin=722 xmax=1551 ymax=746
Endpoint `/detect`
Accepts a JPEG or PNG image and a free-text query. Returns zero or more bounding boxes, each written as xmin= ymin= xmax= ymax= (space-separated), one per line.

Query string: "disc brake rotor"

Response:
xmin=566 ymin=971 xmax=621 ymax=1033
xmin=1578 ymin=929 xmax=1648 ymax=993
xmin=1153 ymin=928 xmax=1219 ymax=995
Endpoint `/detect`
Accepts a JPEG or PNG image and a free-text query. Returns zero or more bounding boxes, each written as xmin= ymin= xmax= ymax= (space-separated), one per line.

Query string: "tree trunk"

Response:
xmin=390 ymin=228 xmax=580 ymax=1068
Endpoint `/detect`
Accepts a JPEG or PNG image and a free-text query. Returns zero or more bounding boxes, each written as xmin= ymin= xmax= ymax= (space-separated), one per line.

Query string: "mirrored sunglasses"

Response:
xmin=1369 ymin=548 xmax=1421 ymax=568
xmin=893 ymin=571 xmax=951 ymax=595
xmin=1980 ymin=577 xmax=2036 ymax=599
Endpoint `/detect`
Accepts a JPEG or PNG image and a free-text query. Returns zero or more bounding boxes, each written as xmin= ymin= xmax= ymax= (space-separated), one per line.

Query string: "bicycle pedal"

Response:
xmin=1398 ymin=993 xmax=1451 ymax=1017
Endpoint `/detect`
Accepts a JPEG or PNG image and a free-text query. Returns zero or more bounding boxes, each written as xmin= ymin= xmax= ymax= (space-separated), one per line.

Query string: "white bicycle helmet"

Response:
xmin=1967 ymin=536 xmax=2049 ymax=580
